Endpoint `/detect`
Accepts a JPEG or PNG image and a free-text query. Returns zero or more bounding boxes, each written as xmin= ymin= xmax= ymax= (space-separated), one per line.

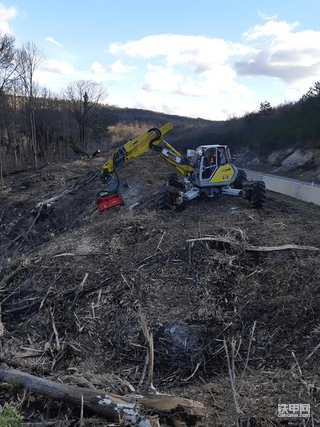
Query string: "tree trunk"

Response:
xmin=0 ymin=365 xmax=206 ymax=426
xmin=0 ymin=153 xmax=3 ymax=191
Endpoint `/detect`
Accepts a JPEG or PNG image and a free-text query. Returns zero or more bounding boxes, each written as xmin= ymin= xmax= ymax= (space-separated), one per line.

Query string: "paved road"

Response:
xmin=244 ymin=169 xmax=320 ymax=206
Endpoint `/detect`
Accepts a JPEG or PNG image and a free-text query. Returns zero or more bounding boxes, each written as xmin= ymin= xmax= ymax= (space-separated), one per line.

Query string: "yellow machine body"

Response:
xmin=210 ymin=164 xmax=235 ymax=183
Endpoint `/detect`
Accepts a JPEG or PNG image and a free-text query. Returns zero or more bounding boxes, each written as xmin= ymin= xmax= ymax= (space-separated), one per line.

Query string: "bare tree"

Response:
xmin=0 ymin=32 xmax=21 ymax=189
xmin=0 ymin=32 xmax=20 ymax=93
xmin=17 ymin=42 xmax=45 ymax=169
xmin=63 ymin=80 xmax=107 ymax=150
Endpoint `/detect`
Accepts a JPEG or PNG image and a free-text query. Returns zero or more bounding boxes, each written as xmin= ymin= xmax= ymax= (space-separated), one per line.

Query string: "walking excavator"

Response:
xmin=95 ymin=122 xmax=266 ymax=211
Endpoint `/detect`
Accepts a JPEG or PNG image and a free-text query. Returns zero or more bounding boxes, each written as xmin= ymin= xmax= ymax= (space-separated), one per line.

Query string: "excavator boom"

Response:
xmin=100 ymin=123 xmax=193 ymax=184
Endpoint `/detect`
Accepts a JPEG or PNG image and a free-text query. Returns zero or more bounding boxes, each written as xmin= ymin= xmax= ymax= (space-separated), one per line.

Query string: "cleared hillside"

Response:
xmin=0 ymin=154 xmax=320 ymax=426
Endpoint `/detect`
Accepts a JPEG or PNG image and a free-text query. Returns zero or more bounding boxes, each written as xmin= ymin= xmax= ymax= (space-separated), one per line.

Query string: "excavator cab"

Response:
xmin=189 ymin=145 xmax=235 ymax=185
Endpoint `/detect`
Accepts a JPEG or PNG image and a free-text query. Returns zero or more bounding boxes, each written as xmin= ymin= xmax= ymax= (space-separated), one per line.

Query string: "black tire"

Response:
xmin=159 ymin=186 xmax=174 ymax=209
xmin=167 ymin=172 xmax=182 ymax=189
xmin=250 ymin=181 xmax=266 ymax=209
xmin=234 ymin=169 xmax=247 ymax=189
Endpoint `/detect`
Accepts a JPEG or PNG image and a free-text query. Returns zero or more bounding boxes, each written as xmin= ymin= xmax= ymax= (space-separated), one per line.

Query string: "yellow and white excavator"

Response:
xmin=96 ymin=122 xmax=266 ymax=211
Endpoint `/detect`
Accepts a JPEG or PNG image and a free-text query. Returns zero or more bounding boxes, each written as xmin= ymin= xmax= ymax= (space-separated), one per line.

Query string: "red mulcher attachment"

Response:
xmin=95 ymin=191 xmax=124 ymax=211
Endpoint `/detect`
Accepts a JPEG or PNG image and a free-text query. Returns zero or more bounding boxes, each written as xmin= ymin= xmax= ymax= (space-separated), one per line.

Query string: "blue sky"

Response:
xmin=1 ymin=0 xmax=320 ymax=120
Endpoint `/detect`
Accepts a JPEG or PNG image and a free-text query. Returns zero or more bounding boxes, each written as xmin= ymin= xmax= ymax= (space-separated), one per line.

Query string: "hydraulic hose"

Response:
xmin=148 ymin=127 xmax=162 ymax=149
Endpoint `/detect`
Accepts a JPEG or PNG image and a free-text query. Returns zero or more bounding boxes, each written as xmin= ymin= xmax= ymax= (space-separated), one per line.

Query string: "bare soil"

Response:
xmin=0 ymin=154 xmax=320 ymax=426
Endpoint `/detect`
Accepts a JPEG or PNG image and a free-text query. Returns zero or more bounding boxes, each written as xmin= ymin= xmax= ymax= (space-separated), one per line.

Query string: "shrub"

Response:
xmin=0 ymin=402 xmax=24 ymax=427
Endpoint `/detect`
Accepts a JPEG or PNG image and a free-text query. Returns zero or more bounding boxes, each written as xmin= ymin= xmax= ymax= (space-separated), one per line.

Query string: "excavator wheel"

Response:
xmin=159 ymin=186 xmax=174 ymax=209
xmin=249 ymin=181 xmax=266 ymax=209
xmin=166 ymin=172 xmax=183 ymax=190
xmin=159 ymin=185 xmax=182 ymax=210
xmin=234 ymin=169 xmax=247 ymax=189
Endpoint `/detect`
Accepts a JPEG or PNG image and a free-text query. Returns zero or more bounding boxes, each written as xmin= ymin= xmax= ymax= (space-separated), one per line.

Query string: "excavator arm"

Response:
xmin=100 ymin=122 xmax=193 ymax=185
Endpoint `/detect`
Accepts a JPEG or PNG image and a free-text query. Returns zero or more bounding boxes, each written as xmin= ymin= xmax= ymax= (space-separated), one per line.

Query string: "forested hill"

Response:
xmin=104 ymin=105 xmax=215 ymax=127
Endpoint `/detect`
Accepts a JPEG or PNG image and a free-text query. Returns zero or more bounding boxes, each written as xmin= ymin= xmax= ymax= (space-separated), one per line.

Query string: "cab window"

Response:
xmin=217 ymin=147 xmax=228 ymax=165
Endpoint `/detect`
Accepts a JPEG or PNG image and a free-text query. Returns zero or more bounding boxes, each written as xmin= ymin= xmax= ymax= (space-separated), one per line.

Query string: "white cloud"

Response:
xmin=91 ymin=61 xmax=106 ymax=74
xmin=258 ymin=11 xmax=278 ymax=21
xmin=142 ymin=64 xmax=183 ymax=93
xmin=39 ymin=59 xmax=74 ymax=75
xmin=108 ymin=59 xmax=136 ymax=73
xmin=141 ymin=61 xmax=253 ymax=101
xmin=236 ymin=18 xmax=320 ymax=87
xmin=45 ymin=36 xmax=63 ymax=48
xmin=132 ymin=87 xmax=254 ymax=121
xmin=91 ymin=59 xmax=136 ymax=74
xmin=243 ymin=19 xmax=299 ymax=41
xmin=109 ymin=34 xmax=255 ymax=105
xmin=109 ymin=34 xmax=253 ymax=72
xmin=91 ymin=19 xmax=320 ymax=119
xmin=0 ymin=3 xmax=18 ymax=34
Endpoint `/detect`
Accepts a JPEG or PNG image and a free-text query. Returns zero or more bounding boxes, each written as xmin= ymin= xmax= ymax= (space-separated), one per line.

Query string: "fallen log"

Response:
xmin=0 ymin=364 xmax=206 ymax=426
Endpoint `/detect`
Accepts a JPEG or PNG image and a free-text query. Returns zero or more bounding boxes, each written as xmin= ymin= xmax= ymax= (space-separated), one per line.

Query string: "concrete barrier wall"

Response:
xmin=244 ymin=169 xmax=320 ymax=206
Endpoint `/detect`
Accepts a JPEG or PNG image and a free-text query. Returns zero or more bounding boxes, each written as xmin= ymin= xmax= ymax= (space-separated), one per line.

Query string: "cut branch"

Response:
xmin=140 ymin=311 xmax=154 ymax=389
xmin=2 ymin=278 xmax=111 ymax=317
xmin=187 ymin=236 xmax=320 ymax=252
xmin=0 ymin=265 xmax=23 ymax=289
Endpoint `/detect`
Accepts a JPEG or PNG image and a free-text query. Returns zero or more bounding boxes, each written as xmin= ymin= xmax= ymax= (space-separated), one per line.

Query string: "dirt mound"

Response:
xmin=0 ymin=155 xmax=320 ymax=426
